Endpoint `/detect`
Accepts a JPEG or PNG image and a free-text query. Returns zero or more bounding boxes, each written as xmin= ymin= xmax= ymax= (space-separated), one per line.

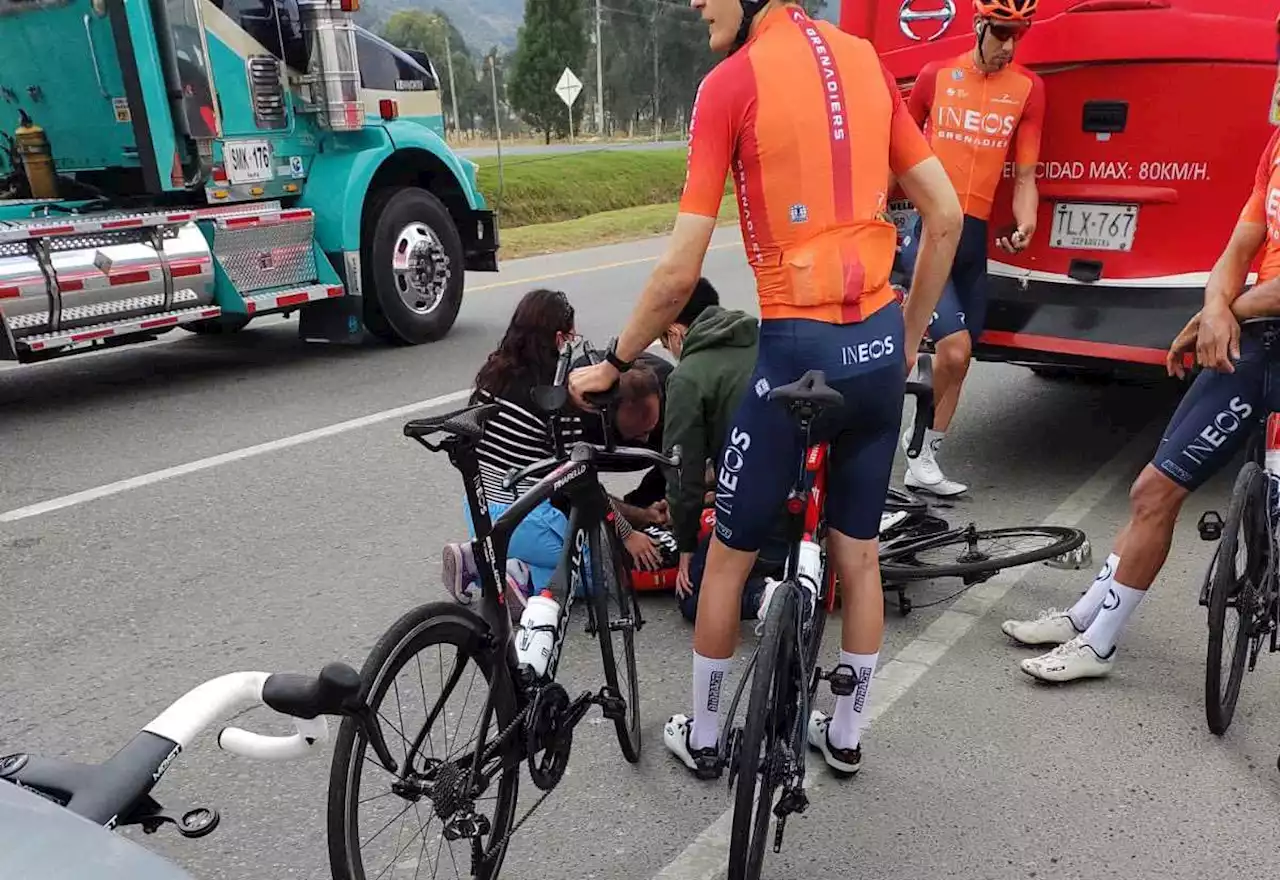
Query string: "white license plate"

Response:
xmin=1050 ymin=202 xmax=1139 ymax=252
xmin=224 ymin=140 xmax=274 ymax=185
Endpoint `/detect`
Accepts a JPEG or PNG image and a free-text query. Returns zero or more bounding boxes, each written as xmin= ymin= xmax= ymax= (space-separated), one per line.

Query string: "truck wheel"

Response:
xmin=361 ymin=186 xmax=464 ymax=345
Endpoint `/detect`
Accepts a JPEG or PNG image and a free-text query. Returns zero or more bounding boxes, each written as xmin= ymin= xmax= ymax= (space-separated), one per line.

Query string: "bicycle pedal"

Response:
xmin=824 ymin=664 xmax=858 ymax=697
xmin=1199 ymin=511 xmax=1224 ymax=541
xmin=596 ymin=687 xmax=626 ymax=721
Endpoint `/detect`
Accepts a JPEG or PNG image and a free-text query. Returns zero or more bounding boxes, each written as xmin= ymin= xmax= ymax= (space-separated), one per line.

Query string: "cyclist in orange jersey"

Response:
xmin=895 ymin=0 xmax=1045 ymax=497
xmin=569 ymin=0 xmax=962 ymax=779
xmin=1001 ymin=14 xmax=1280 ymax=683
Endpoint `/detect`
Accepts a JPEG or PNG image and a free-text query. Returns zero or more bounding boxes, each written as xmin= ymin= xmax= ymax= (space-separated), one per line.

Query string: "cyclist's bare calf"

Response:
xmin=829 ymin=531 xmax=884 ymax=655
xmin=931 ymin=328 xmax=972 ymax=434
xmin=691 ymin=539 xmax=758 ymax=659
xmin=1006 ymin=466 xmax=1189 ymax=682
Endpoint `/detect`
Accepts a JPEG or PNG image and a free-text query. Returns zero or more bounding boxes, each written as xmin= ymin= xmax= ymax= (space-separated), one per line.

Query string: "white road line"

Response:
xmin=2 ymin=343 xmax=668 ymax=523
xmin=0 ymin=388 xmax=473 ymax=523
xmin=650 ymin=425 xmax=1159 ymax=880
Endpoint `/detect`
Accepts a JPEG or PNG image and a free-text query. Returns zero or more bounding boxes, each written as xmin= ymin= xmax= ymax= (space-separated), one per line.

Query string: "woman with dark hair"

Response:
xmin=441 ymin=288 xmax=662 ymax=613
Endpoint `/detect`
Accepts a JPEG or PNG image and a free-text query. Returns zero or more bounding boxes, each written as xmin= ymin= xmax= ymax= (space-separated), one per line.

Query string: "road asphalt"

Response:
xmin=3 ymin=226 xmax=1278 ymax=880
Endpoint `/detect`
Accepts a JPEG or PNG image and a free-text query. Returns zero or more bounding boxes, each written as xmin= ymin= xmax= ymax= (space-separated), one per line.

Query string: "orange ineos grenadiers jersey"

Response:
xmin=907 ymin=53 xmax=1045 ymax=222
xmin=1239 ymin=127 xmax=1280 ymax=285
xmin=678 ymin=4 xmax=934 ymax=324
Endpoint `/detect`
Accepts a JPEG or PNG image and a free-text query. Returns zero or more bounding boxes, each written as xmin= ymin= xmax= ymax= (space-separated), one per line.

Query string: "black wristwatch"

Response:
xmin=605 ymin=337 xmax=633 ymax=373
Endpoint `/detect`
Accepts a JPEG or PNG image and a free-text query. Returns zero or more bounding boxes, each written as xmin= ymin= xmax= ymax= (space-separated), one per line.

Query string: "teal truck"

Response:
xmin=0 ymin=0 xmax=497 ymax=362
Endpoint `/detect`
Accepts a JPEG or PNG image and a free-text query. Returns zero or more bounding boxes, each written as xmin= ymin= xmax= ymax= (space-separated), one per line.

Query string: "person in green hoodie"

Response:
xmin=660 ymin=278 xmax=787 ymax=614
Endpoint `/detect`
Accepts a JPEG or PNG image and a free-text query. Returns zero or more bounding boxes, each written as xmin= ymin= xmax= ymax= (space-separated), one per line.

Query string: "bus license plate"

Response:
xmin=224 ymin=140 xmax=274 ymax=185
xmin=1050 ymin=202 xmax=1138 ymax=252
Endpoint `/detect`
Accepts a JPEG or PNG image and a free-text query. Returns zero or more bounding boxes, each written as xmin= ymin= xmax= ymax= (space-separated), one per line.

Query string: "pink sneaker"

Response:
xmin=441 ymin=542 xmax=478 ymax=604
xmin=503 ymin=559 xmax=532 ymax=621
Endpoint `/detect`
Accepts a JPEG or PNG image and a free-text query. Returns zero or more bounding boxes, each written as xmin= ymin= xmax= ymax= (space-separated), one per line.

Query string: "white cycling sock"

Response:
xmin=1066 ymin=553 xmax=1120 ymax=631
xmin=1082 ymin=581 xmax=1146 ymax=656
xmin=691 ymin=652 xmax=731 ymax=751
xmin=829 ymin=651 xmax=878 ymax=750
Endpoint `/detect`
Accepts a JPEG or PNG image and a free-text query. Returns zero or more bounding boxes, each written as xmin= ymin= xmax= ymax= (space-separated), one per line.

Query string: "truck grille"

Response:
xmin=248 ymin=55 xmax=287 ymax=130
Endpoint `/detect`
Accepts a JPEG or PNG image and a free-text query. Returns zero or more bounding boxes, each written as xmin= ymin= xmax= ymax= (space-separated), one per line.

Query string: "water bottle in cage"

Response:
xmin=796 ymin=539 xmax=823 ymax=613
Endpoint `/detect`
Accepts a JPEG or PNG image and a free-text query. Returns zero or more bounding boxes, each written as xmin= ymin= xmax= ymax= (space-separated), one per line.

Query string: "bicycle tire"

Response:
xmin=589 ymin=520 xmax=642 ymax=762
xmin=1205 ymin=461 xmax=1267 ymax=736
xmin=879 ymin=526 xmax=1085 ymax=582
xmin=728 ymin=583 xmax=799 ymax=880
xmin=327 ymin=602 xmax=520 ymax=880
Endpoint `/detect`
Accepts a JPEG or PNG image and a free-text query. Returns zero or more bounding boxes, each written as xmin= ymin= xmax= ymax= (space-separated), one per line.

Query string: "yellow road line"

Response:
xmin=466 ymin=242 xmax=738 ymax=293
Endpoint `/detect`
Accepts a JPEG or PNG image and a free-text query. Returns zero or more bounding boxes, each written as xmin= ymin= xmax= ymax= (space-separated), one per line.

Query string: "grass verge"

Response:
xmin=498 ymin=199 xmax=741 ymax=260
xmin=477 ymin=148 xmax=731 ymax=228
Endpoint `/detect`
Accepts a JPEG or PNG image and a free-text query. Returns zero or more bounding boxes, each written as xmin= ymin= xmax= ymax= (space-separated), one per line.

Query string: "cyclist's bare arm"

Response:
xmin=614 ymin=213 xmax=717 ymax=363
xmin=1199 ymin=217 xmax=1268 ymax=372
xmin=896 ymin=156 xmax=962 ymax=359
xmin=1166 ymin=218 xmax=1266 ymax=377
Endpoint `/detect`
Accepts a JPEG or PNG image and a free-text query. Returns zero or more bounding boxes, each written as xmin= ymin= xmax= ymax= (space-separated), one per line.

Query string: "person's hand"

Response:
xmin=568 ymin=361 xmax=619 ymax=410
xmin=996 ymin=223 xmax=1034 ymax=254
xmin=674 ymin=552 xmax=694 ymax=599
xmin=646 ymin=500 xmax=670 ymax=527
xmin=1166 ymin=311 xmax=1202 ymax=379
xmin=625 ymin=530 xmax=662 ymax=571
xmin=1196 ymin=302 xmax=1241 ymax=374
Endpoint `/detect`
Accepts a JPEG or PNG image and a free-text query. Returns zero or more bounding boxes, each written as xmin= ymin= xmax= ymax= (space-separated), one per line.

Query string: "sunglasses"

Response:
xmin=987 ymin=21 xmax=1030 ymax=42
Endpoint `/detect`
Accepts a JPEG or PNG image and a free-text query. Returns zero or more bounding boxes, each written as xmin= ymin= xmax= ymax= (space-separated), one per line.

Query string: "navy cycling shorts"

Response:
xmin=712 ymin=304 xmax=906 ymax=548
xmin=1152 ymin=326 xmax=1280 ymax=491
xmin=898 ymin=214 xmax=990 ymax=343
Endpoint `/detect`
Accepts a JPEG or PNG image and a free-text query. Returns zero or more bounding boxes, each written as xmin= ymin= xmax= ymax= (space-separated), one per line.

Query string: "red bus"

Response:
xmin=845 ymin=0 xmax=1278 ymax=378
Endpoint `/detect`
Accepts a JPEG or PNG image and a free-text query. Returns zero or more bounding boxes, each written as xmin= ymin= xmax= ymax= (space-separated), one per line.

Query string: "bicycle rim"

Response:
xmin=589 ymin=521 xmax=642 ymax=762
xmin=327 ymin=602 xmax=520 ymax=880
xmin=729 ymin=584 xmax=799 ymax=880
xmin=1205 ymin=462 xmax=1267 ymax=735
xmin=879 ymin=526 xmax=1085 ymax=582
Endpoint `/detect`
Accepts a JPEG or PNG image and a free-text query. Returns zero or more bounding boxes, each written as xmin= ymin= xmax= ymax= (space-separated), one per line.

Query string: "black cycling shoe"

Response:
xmin=664 ymin=714 xmax=723 ymax=780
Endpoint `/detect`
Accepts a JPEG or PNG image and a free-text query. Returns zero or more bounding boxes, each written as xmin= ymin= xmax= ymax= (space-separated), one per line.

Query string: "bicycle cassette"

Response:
xmin=526 ymin=683 xmax=573 ymax=791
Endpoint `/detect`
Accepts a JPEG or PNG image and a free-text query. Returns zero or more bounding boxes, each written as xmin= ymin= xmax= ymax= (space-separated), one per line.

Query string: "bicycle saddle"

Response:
xmin=404 ymin=402 xmax=500 ymax=442
xmin=767 ymin=370 xmax=845 ymax=409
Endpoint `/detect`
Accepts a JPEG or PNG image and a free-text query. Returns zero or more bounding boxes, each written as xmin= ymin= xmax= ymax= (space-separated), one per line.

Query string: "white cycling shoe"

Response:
xmin=1019 ymin=635 xmax=1114 ymax=683
xmin=806 ymin=711 xmax=861 ymax=778
xmin=901 ymin=430 xmax=967 ymax=497
xmin=1001 ymin=609 xmax=1083 ymax=647
xmin=663 ymin=714 xmax=722 ymax=780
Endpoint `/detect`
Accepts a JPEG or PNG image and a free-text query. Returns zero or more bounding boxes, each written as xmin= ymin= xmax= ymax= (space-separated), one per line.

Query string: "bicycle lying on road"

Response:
xmin=0 ymin=661 xmax=394 ymax=877
xmin=325 ymin=340 xmax=682 ymax=880
xmin=718 ymin=361 xmax=1087 ymax=880
xmin=1192 ymin=317 xmax=1280 ymax=744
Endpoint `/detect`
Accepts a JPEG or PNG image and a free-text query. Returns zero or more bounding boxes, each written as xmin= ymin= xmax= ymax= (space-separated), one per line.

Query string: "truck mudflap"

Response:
xmin=463 ymin=208 xmax=499 ymax=273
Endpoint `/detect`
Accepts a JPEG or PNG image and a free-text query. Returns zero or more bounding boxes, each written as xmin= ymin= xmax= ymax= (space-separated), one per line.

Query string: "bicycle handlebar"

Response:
xmin=142 ymin=662 xmax=396 ymax=771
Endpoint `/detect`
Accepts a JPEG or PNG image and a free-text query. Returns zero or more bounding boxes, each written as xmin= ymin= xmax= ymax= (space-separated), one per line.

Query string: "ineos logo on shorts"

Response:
xmin=1182 ymin=396 xmax=1254 ymax=467
xmin=715 ymin=428 xmax=751 ymax=520
xmin=841 ymin=335 xmax=896 ymax=366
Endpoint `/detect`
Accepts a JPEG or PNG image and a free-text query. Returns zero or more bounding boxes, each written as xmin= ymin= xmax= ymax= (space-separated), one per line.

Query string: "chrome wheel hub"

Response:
xmin=391 ymin=223 xmax=451 ymax=315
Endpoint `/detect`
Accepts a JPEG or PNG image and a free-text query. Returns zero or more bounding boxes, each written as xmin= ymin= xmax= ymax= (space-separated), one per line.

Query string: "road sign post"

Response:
xmin=555 ymin=67 xmax=583 ymax=144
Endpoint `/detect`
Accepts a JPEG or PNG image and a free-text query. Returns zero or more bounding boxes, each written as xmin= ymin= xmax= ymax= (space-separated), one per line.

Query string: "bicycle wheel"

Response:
xmin=588 ymin=520 xmax=642 ymax=762
xmin=879 ymin=525 xmax=1085 ymax=582
xmin=1205 ymin=461 xmax=1268 ymax=735
xmin=729 ymin=583 xmax=799 ymax=880
xmin=328 ymin=602 xmax=520 ymax=880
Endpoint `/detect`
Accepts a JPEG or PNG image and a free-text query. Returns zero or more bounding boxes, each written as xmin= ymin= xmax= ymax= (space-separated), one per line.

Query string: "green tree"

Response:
xmin=507 ymin=0 xmax=589 ymax=143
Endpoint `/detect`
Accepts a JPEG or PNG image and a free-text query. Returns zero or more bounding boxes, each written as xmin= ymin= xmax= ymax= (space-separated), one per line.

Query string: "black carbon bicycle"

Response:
xmin=326 ymin=341 xmax=681 ymax=880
